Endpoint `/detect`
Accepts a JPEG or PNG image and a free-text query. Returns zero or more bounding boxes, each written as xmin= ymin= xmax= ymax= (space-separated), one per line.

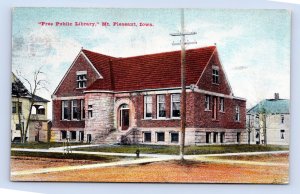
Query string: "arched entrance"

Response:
xmin=119 ymin=104 xmax=129 ymax=130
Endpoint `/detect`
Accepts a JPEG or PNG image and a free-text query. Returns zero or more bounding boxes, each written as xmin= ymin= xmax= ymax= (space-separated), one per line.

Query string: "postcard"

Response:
xmin=11 ymin=8 xmax=290 ymax=183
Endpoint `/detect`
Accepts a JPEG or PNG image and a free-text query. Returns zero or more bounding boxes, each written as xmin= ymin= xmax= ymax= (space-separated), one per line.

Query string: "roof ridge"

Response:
xmin=83 ymin=46 xmax=216 ymax=61
xmin=82 ymin=49 xmax=116 ymax=59
xmin=116 ymin=46 xmax=216 ymax=60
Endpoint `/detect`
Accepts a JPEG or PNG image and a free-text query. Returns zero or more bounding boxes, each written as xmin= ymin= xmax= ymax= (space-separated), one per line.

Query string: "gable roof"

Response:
xmin=11 ymin=72 xmax=49 ymax=102
xmin=83 ymin=46 xmax=216 ymax=92
xmin=247 ymin=99 xmax=290 ymax=114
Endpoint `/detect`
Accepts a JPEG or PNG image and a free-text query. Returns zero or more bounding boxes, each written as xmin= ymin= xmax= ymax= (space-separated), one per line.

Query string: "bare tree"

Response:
xmin=15 ymin=67 xmax=48 ymax=143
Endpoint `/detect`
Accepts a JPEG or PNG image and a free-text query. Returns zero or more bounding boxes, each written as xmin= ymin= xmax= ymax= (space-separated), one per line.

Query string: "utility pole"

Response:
xmin=170 ymin=9 xmax=197 ymax=161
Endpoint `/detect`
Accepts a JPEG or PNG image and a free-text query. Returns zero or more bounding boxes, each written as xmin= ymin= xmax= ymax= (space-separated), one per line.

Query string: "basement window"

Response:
xmin=61 ymin=130 xmax=67 ymax=140
xmin=237 ymin=132 xmax=241 ymax=143
xmin=170 ymin=132 xmax=179 ymax=143
xmin=206 ymin=132 xmax=211 ymax=143
xmin=143 ymin=132 xmax=151 ymax=142
xmin=70 ymin=131 xmax=77 ymax=140
xmin=157 ymin=132 xmax=165 ymax=142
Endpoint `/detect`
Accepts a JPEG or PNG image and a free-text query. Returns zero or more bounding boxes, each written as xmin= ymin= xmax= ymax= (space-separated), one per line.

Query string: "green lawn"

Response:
xmin=74 ymin=144 xmax=289 ymax=155
xmin=11 ymin=142 xmax=89 ymax=149
xmin=11 ymin=150 xmax=129 ymax=162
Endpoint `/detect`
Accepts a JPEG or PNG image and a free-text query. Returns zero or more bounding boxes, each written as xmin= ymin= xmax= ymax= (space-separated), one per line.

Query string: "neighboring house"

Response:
xmin=247 ymin=93 xmax=289 ymax=145
xmin=11 ymin=73 xmax=50 ymax=142
xmin=51 ymin=46 xmax=246 ymax=145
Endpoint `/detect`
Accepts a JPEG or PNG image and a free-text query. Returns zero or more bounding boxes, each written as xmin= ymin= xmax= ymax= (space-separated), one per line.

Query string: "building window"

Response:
xmin=212 ymin=96 xmax=217 ymax=119
xmin=206 ymin=132 xmax=211 ymax=143
xmin=280 ymin=129 xmax=285 ymax=139
xmin=281 ymin=115 xmax=284 ymax=124
xmin=157 ymin=132 xmax=165 ymax=142
xmin=143 ymin=132 xmax=151 ymax=142
xmin=170 ymin=132 xmax=179 ymax=143
xmin=212 ymin=68 xmax=219 ymax=84
xmin=87 ymin=134 xmax=92 ymax=143
xmin=16 ymin=123 xmax=23 ymax=131
xmin=36 ymin=105 xmax=45 ymax=115
xmin=12 ymin=102 xmax=22 ymax=114
xmin=61 ymin=130 xmax=67 ymax=140
xmin=62 ymin=101 xmax=70 ymax=120
xmin=220 ymin=132 xmax=225 ymax=143
xmin=80 ymin=99 xmax=85 ymax=119
xmin=237 ymin=132 xmax=241 ymax=143
xmin=171 ymin=94 xmax=180 ymax=118
xmin=157 ymin=95 xmax=166 ymax=118
xmin=79 ymin=131 xmax=84 ymax=141
xmin=88 ymin=105 xmax=93 ymax=119
xmin=12 ymin=102 xmax=17 ymax=113
xmin=213 ymin=132 xmax=218 ymax=143
xmin=219 ymin=97 xmax=224 ymax=112
xmin=144 ymin=96 xmax=152 ymax=119
xmin=70 ymin=131 xmax=76 ymax=140
xmin=71 ymin=100 xmax=79 ymax=120
xmin=205 ymin=95 xmax=210 ymax=110
xmin=235 ymin=105 xmax=240 ymax=121
xmin=76 ymin=71 xmax=87 ymax=88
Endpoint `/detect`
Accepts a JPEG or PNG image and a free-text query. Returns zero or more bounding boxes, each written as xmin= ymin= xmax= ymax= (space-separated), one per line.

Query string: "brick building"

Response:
xmin=51 ymin=46 xmax=247 ymax=145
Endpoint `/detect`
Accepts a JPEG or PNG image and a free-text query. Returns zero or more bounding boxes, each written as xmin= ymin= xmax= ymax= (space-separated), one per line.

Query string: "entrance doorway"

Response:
xmin=119 ymin=104 xmax=129 ymax=130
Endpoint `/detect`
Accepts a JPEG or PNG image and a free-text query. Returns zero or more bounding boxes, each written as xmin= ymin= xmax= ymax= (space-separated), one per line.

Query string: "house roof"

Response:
xmin=11 ymin=72 xmax=49 ymax=103
xmin=32 ymin=94 xmax=50 ymax=103
xmin=83 ymin=46 xmax=216 ymax=92
xmin=247 ymin=99 xmax=290 ymax=114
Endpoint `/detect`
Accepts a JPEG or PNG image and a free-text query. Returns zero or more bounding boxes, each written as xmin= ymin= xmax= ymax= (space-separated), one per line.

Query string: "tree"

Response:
xmin=246 ymin=114 xmax=253 ymax=145
xmin=15 ymin=67 xmax=48 ymax=143
xmin=259 ymin=107 xmax=267 ymax=145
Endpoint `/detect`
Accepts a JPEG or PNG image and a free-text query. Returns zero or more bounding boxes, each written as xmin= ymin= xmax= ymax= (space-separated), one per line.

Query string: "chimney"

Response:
xmin=274 ymin=93 xmax=279 ymax=100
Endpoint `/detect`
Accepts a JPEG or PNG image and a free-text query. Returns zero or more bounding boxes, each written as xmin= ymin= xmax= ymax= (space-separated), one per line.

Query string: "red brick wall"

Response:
xmin=54 ymin=53 xmax=99 ymax=97
xmin=192 ymin=92 xmax=246 ymax=129
xmin=197 ymin=51 xmax=232 ymax=95
xmin=132 ymin=92 xmax=245 ymax=129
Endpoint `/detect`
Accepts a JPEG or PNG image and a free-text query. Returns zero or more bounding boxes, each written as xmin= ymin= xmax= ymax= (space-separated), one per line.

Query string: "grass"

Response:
xmin=11 ymin=150 xmax=127 ymax=162
xmin=11 ymin=142 xmax=89 ymax=149
xmin=208 ymin=153 xmax=289 ymax=161
xmin=74 ymin=144 xmax=289 ymax=155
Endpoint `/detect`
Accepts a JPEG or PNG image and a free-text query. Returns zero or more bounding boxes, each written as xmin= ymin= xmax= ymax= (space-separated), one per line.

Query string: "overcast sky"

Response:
xmin=12 ymin=8 xmax=291 ymax=119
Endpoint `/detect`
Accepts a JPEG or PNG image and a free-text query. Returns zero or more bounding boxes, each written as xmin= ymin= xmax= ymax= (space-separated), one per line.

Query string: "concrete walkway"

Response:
xmin=11 ymin=148 xmax=289 ymax=176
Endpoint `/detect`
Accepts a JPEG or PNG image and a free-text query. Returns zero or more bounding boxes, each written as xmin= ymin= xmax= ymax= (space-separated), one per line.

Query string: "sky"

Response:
xmin=12 ymin=8 xmax=291 ymax=119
